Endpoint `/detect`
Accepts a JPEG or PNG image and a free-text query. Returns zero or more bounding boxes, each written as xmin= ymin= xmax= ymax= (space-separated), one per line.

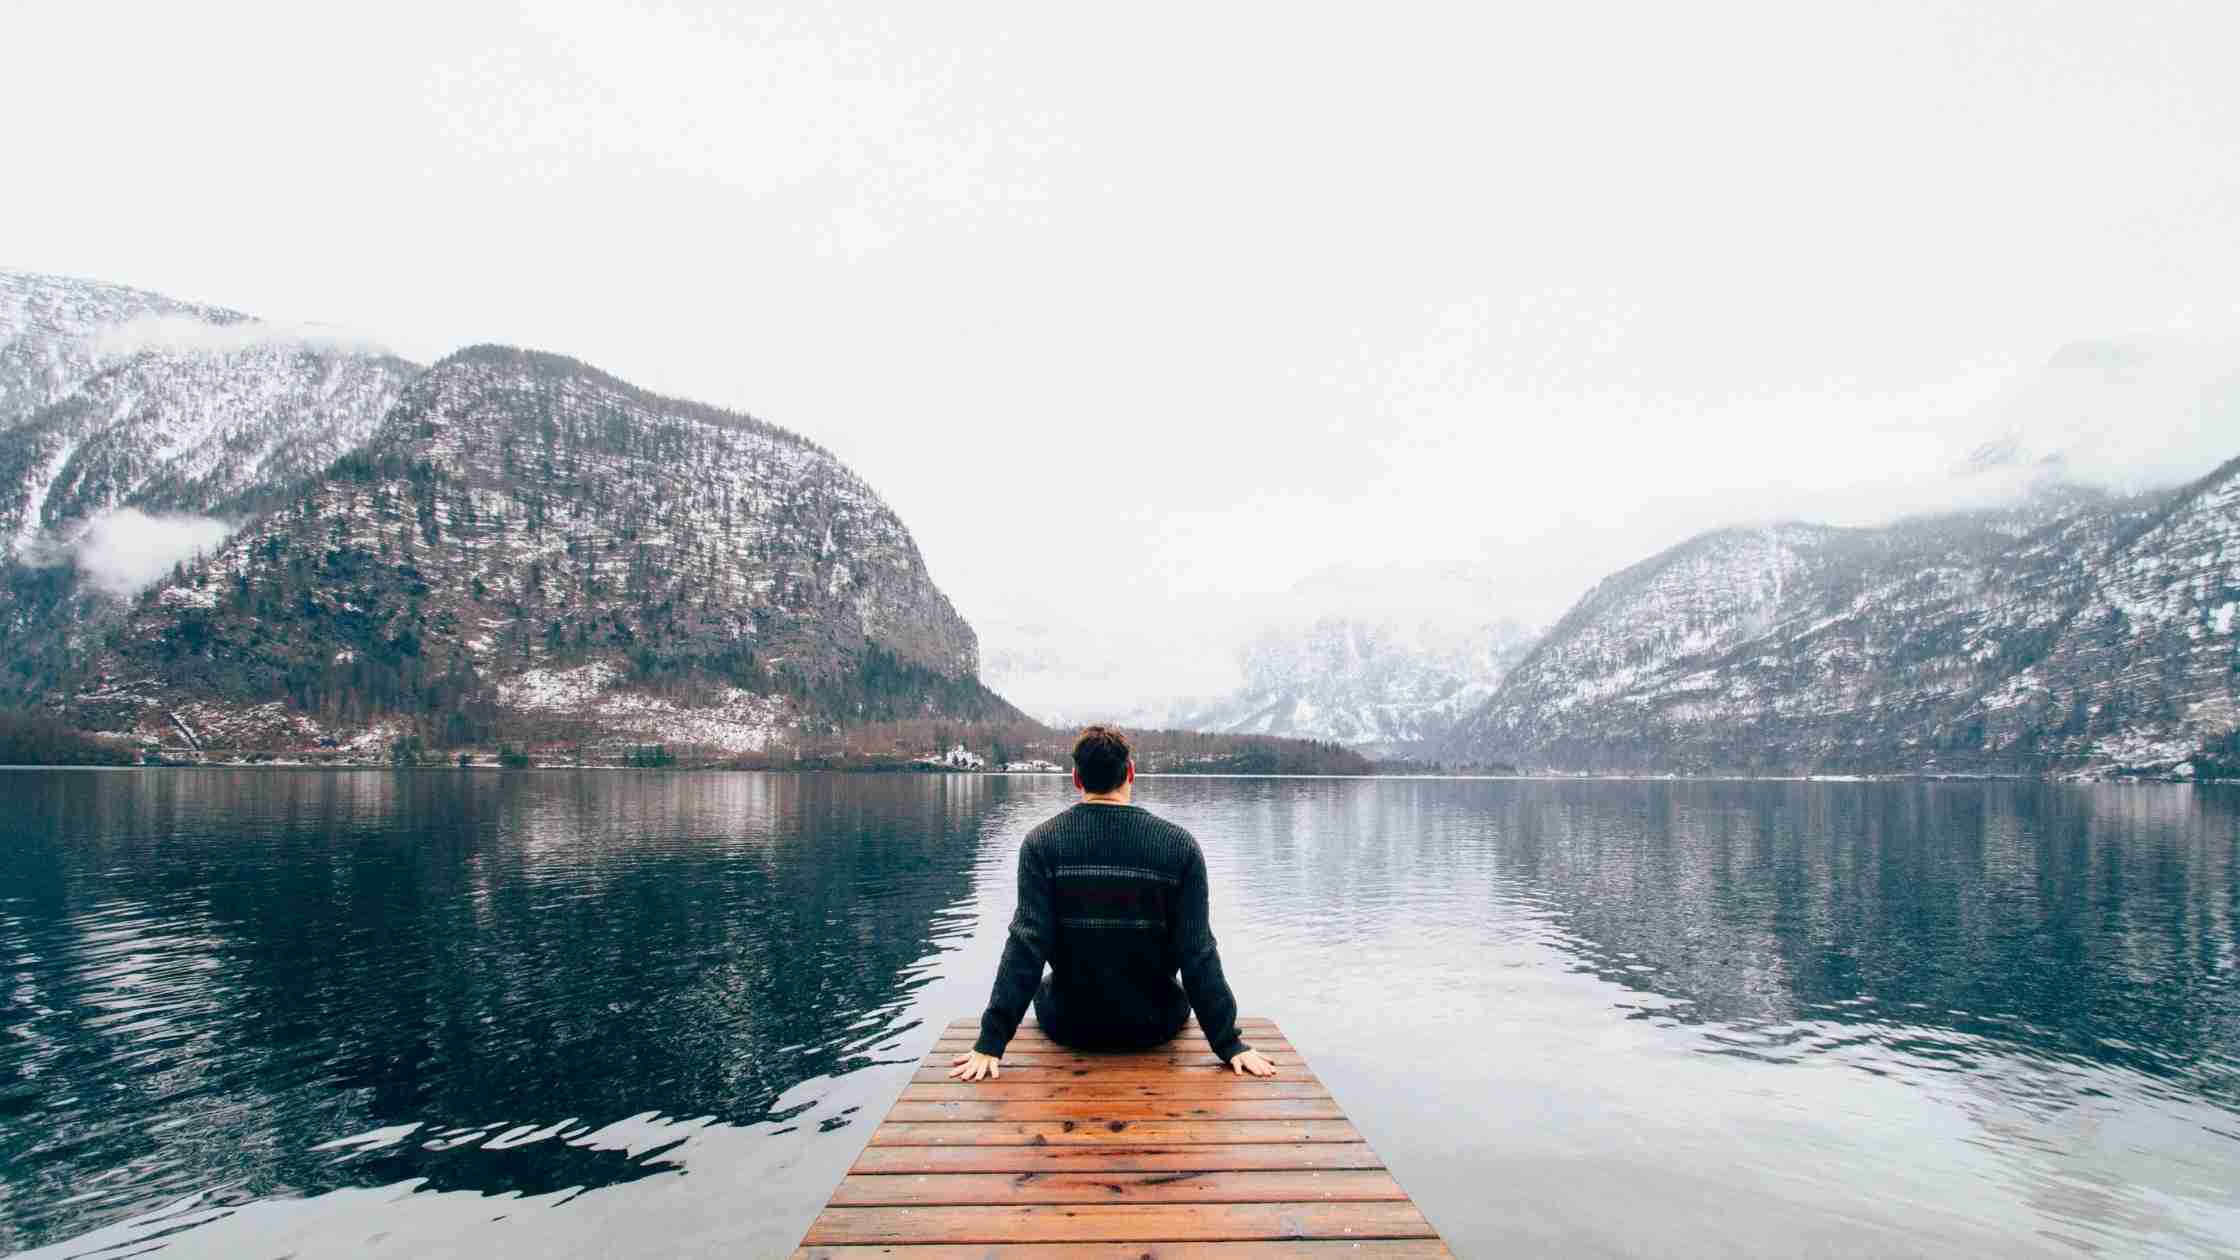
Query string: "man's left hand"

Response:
xmin=948 ymin=1051 xmax=1000 ymax=1081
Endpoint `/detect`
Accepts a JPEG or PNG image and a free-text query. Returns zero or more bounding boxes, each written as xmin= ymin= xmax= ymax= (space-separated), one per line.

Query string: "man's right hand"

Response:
xmin=948 ymin=1051 xmax=1001 ymax=1081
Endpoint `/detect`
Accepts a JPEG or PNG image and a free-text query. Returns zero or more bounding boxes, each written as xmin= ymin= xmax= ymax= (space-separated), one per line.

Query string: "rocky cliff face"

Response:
xmin=1173 ymin=616 xmax=1538 ymax=758
xmin=69 ymin=345 xmax=1007 ymax=754
xmin=1442 ymin=469 xmax=2238 ymax=777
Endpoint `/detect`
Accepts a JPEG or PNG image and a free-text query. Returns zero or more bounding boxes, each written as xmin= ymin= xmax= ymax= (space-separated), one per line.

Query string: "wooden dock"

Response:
xmin=792 ymin=1016 xmax=1451 ymax=1257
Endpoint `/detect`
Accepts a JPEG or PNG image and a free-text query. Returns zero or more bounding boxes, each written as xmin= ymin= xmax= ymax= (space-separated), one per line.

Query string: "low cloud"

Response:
xmin=92 ymin=314 xmax=398 ymax=361
xmin=24 ymin=509 xmax=236 ymax=598
xmin=1961 ymin=337 xmax=2240 ymax=494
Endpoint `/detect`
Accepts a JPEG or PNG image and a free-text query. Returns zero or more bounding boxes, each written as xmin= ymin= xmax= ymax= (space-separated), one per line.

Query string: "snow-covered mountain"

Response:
xmin=1441 ymin=464 xmax=2240 ymax=778
xmin=1 ymin=270 xmax=250 ymax=433
xmin=2 ymin=342 xmax=420 ymax=554
xmin=974 ymin=617 xmax=1178 ymax=732
xmin=64 ymin=345 xmax=1012 ymax=754
xmin=1 ymin=271 xmax=422 ymax=697
xmin=1171 ymin=615 xmax=1538 ymax=758
xmin=1 ymin=271 xmax=418 ymax=558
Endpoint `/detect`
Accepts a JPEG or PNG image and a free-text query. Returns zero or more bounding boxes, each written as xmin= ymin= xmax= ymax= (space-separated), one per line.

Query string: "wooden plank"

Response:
xmin=933 ymin=1041 xmax=1298 ymax=1057
xmin=911 ymin=1066 xmax=1307 ymax=1085
xmin=867 ymin=1120 xmax=1363 ymax=1147
xmin=938 ymin=1020 xmax=1285 ymax=1047
xmin=849 ymin=1143 xmax=1388 ymax=1175
xmin=936 ymin=1013 xmax=1290 ymax=1035
xmin=913 ymin=1044 xmax=1308 ymax=1062
xmin=944 ymin=1018 xmax=1284 ymax=1033
xmin=938 ymin=1023 xmax=1286 ymax=1038
xmin=800 ymin=1017 xmax=1447 ymax=1254
xmin=900 ymin=1081 xmax=1331 ymax=1102
xmin=828 ymin=1168 xmax=1409 ymax=1207
xmin=883 ymin=1097 xmax=1347 ymax=1123
xmin=797 ymin=1243 xmax=1453 ymax=1259
xmin=800 ymin=1201 xmax=1440 ymax=1246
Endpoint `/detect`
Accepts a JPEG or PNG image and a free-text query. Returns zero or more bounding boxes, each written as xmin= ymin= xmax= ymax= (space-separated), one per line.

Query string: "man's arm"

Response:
xmin=1173 ymin=846 xmax=1252 ymax=1063
xmin=972 ymin=837 xmax=1051 ymax=1059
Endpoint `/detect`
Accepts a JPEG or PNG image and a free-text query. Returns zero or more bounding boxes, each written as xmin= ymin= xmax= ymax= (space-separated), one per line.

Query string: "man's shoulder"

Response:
xmin=1109 ymin=806 xmax=1203 ymax=868
xmin=1027 ymin=804 xmax=1199 ymax=851
xmin=1130 ymin=807 xmax=1198 ymax=848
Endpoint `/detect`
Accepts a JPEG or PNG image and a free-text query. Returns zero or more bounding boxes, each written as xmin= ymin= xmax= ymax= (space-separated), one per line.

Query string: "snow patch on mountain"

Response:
xmin=500 ymin=662 xmax=621 ymax=711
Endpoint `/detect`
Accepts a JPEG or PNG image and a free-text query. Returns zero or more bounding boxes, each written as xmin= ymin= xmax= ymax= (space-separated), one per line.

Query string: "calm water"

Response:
xmin=1 ymin=772 xmax=2236 ymax=1258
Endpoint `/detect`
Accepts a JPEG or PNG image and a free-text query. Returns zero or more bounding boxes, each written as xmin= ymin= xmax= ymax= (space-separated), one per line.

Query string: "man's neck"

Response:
xmin=1080 ymin=790 xmax=1131 ymax=806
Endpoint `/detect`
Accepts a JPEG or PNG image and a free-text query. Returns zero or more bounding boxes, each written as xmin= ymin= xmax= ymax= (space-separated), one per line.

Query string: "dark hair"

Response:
xmin=1072 ymin=725 xmax=1133 ymax=794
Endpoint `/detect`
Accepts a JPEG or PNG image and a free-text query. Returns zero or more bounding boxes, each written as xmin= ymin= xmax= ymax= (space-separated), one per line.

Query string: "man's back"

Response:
xmin=955 ymin=726 xmax=1274 ymax=1081
xmin=972 ymin=802 xmax=1250 ymax=1062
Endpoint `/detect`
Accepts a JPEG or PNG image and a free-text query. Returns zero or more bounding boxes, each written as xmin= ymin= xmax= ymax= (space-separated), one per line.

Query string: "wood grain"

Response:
xmin=900 ymin=1081 xmax=1330 ymax=1102
xmin=883 ymin=1097 xmax=1347 ymax=1123
xmin=827 ymin=1168 xmax=1408 ymax=1207
xmin=849 ymin=1142 xmax=1389 ymax=1175
xmin=796 ymin=1243 xmax=1453 ymax=1259
xmin=800 ymin=1201 xmax=1440 ymax=1245
xmin=793 ymin=1018 xmax=1446 ymax=1253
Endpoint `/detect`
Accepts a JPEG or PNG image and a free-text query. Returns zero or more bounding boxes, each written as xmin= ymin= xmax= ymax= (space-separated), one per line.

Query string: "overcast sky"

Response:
xmin=8 ymin=1 xmax=2239 ymax=715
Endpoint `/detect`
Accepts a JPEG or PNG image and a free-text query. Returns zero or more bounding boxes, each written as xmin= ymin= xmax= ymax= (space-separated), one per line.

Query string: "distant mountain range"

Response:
xmin=2 ymin=271 xmax=1012 ymax=755
xmin=1153 ymin=341 xmax=2240 ymax=778
xmin=5 ymin=270 xmax=2234 ymax=777
xmin=1168 ymin=616 xmax=1538 ymax=759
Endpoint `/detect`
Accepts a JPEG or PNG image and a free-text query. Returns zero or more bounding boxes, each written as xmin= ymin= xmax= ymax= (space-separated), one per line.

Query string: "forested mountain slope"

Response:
xmin=1442 ymin=468 xmax=2239 ymax=777
xmin=67 ymin=345 xmax=1014 ymax=754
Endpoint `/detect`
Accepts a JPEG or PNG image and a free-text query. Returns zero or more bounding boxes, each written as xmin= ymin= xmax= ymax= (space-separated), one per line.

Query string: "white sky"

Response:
xmin=7 ymin=1 xmax=2239 ymax=715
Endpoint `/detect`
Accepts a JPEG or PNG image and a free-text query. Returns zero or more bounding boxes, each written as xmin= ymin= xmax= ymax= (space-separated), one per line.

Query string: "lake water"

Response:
xmin=2 ymin=771 xmax=2235 ymax=1258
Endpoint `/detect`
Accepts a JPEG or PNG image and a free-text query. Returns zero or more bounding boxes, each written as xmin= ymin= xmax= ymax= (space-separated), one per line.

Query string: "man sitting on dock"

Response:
xmin=950 ymin=725 xmax=1278 ymax=1081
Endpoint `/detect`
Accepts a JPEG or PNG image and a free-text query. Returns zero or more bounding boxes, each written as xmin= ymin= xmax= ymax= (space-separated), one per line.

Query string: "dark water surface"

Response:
xmin=2 ymin=772 xmax=2235 ymax=1257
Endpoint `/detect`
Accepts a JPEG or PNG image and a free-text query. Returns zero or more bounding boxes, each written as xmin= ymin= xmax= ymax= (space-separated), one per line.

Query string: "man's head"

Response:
xmin=1071 ymin=725 xmax=1133 ymax=797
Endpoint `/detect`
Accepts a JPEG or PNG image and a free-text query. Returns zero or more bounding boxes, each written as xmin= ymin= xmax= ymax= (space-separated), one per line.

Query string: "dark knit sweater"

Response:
xmin=974 ymin=802 xmax=1252 ymax=1062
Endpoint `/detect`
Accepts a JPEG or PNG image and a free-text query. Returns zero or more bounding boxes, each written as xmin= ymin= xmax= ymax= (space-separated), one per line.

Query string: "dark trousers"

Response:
xmin=1032 ymin=975 xmax=1190 ymax=1051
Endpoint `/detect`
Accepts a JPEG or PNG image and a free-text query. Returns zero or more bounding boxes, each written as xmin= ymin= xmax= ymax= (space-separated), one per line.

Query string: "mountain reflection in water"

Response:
xmin=2 ymin=772 xmax=2234 ymax=1258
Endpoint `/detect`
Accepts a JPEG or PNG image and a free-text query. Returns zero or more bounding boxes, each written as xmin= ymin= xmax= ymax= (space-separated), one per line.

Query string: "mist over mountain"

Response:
xmin=1169 ymin=615 xmax=1539 ymax=759
xmin=979 ymin=565 xmax=1549 ymax=753
xmin=1962 ymin=337 xmax=2240 ymax=492
xmin=1 ymin=270 xmax=250 ymax=433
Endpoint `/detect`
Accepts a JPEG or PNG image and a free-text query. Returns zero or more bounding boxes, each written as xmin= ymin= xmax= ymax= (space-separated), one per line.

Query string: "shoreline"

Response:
xmin=1 ymin=763 xmax=2227 ymax=785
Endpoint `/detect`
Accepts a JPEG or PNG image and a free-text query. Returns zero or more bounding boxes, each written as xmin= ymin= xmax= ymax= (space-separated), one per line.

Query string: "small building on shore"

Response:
xmin=918 ymin=743 xmax=986 ymax=770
